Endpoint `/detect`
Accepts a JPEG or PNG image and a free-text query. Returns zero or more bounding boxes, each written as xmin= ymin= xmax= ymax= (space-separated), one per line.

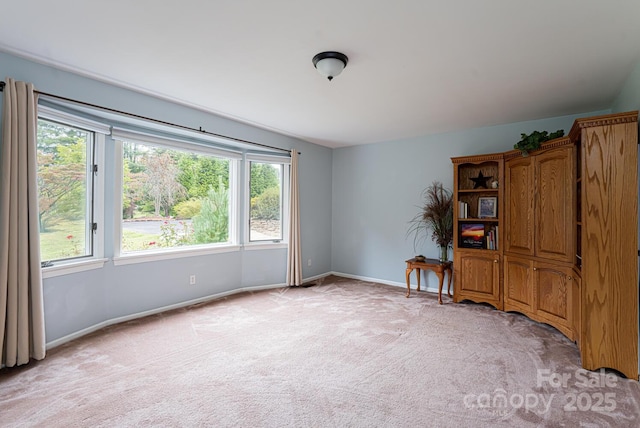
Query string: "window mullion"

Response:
xmin=88 ymin=136 xmax=96 ymax=257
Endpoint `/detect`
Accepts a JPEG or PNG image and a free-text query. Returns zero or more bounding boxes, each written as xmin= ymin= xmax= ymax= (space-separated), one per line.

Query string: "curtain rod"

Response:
xmin=0 ymin=80 xmax=298 ymax=155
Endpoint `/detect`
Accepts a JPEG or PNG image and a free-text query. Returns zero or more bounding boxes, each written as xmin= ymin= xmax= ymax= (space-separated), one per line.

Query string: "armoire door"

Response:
xmin=454 ymin=251 xmax=502 ymax=309
xmin=533 ymin=261 xmax=574 ymax=340
xmin=505 ymin=157 xmax=534 ymax=255
xmin=503 ymin=254 xmax=534 ymax=314
xmin=535 ymin=147 xmax=574 ymax=262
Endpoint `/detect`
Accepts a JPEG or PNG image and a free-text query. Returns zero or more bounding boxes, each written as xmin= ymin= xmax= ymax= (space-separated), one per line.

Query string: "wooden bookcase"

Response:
xmin=452 ymin=154 xmax=504 ymax=310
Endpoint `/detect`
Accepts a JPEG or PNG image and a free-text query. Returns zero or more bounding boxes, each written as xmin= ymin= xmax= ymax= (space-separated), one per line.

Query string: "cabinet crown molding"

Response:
xmin=503 ymin=137 xmax=573 ymax=160
xmin=569 ymin=111 xmax=638 ymax=141
xmin=451 ymin=153 xmax=504 ymax=164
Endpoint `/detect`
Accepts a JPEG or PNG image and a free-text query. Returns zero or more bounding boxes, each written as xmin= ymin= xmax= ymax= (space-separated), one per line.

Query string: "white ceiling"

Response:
xmin=2 ymin=1 xmax=640 ymax=148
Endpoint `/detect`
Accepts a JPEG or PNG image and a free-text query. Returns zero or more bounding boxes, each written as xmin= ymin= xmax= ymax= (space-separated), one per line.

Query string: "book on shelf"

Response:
xmin=485 ymin=225 xmax=499 ymax=250
xmin=458 ymin=201 xmax=469 ymax=219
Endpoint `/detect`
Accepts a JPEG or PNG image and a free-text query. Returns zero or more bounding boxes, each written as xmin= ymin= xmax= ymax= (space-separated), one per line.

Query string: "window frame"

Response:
xmin=37 ymin=106 xmax=108 ymax=278
xmin=244 ymin=153 xmax=290 ymax=249
xmin=112 ymin=130 xmax=242 ymax=266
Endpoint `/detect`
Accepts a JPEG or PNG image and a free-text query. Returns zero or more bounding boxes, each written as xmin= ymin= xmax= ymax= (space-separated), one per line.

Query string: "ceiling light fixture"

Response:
xmin=312 ymin=51 xmax=348 ymax=81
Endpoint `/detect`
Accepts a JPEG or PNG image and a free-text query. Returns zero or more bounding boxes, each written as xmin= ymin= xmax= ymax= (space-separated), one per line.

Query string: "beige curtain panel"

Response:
xmin=286 ymin=149 xmax=302 ymax=286
xmin=0 ymin=77 xmax=46 ymax=367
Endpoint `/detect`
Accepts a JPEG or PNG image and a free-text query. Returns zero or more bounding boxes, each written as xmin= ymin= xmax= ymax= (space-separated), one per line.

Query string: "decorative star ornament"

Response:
xmin=470 ymin=171 xmax=492 ymax=189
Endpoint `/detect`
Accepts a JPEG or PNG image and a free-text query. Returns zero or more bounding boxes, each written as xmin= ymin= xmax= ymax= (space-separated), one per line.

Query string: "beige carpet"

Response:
xmin=1 ymin=275 xmax=639 ymax=427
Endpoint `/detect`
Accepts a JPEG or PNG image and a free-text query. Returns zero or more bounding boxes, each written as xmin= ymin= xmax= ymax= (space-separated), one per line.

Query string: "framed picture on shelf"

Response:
xmin=478 ymin=197 xmax=497 ymax=218
xmin=459 ymin=223 xmax=485 ymax=249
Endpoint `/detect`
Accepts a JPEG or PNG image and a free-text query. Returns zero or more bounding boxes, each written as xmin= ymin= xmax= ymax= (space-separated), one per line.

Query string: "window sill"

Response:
xmin=113 ymin=244 xmax=241 ymax=266
xmin=42 ymin=258 xmax=108 ymax=279
xmin=243 ymin=242 xmax=288 ymax=251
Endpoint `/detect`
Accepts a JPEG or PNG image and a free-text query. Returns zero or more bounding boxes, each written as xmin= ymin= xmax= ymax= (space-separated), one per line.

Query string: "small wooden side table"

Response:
xmin=405 ymin=257 xmax=453 ymax=304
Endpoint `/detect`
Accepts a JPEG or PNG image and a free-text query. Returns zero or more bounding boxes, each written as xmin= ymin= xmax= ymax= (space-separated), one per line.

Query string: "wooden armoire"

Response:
xmin=452 ymin=111 xmax=639 ymax=379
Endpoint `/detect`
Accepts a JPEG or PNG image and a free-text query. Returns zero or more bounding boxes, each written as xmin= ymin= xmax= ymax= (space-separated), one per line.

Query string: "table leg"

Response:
xmin=435 ymin=270 xmax=445 ymax=304
xmin=416 ymin=268 xmax=421 ymax=292
xmin=405 ymin=267 xmax=412 ymax=297
xmin=446 ymin=267 xmax=453 ymax=298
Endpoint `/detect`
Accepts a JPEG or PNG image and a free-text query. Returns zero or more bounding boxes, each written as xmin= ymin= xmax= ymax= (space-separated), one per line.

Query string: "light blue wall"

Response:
xmin=331 ymin=110 xmax=608 ymax=288
xmin=612 ymin=58 xmax=640 ymax=113
xmin=0 ymin=51 xmax=333 ymax=343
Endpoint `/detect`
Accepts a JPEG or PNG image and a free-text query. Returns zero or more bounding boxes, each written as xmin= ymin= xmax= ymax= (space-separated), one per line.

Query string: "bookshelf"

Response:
xmin=451 ymin=154 xmax=504 ymax=309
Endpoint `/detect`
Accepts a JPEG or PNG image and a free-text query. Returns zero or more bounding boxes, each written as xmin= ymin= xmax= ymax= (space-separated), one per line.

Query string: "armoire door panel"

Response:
xmin=505 ymin=158 xmax=534 ymax=255
xmin=535 ymin=148 xmax=574 ymax=262
xmin=459 ymin=254 xmax=497 ymax=295
xmin=535 ymin=265 xmax=569 ymax=322
xmin=454 ymin=251 xmax=501 ymax=309
xmin=503 ymin=255 xmax=533 ymax=311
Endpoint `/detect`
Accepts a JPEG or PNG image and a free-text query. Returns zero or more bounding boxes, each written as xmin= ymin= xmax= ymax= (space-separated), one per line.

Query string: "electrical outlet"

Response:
xmin=307 ymin=259 xmax=312 ymax=267
xmin=189 ymin=275 xmax=196 ymax=285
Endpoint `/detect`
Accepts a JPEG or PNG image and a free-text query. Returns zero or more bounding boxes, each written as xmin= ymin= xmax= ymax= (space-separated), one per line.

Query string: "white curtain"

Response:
xmin=286 ymin=150 xmax=302 ymax=286
xmin=0 ymin=78 xmax=46 ymax=367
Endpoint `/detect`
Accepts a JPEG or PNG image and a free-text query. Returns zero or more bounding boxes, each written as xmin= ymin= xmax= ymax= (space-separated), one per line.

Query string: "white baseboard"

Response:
xmin=330 ymin=271 xmax=443 ymax=295
xmin=301 ymin=272 xmax=333 ymax=283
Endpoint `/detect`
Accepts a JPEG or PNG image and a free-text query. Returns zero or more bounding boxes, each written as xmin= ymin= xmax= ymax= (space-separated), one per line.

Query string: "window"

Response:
xmin=115 ymin=132 xmax=240 ymax=257
xmin=247 ymin=155 xmax=289 ymax=243
xmin=33 ymin=101 xmax=290 ymax=271
xmin=36 ymin=116 xmax=103 ymax=265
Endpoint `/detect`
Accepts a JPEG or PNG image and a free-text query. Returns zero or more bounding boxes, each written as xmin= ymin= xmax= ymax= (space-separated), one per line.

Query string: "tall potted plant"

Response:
xmin=407 ymin=181 xmax=454 ymax=262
